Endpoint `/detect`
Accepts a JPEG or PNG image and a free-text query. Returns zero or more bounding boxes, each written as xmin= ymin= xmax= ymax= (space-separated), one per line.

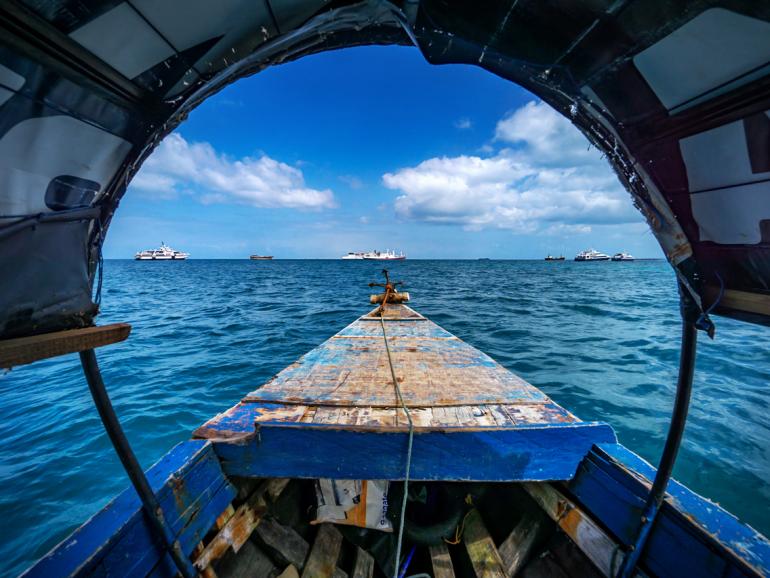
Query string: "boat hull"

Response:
xmin=24 ymin=303 xmax=770 ymax=578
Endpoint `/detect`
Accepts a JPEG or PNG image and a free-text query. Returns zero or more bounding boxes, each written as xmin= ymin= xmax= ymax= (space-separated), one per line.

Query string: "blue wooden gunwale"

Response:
xmin=23 ymin=440 xmax=236 ymax=578
xmin=568 ymin=443 xmax=770 ymax=578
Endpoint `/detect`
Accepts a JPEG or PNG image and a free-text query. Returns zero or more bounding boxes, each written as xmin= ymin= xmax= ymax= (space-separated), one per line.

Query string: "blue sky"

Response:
xmin=105 ymin=46 xmax=662 ymax=259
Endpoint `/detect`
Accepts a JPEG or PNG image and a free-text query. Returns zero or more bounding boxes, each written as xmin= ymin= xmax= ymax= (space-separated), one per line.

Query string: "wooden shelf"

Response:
xmin=0 ymin=323 xmax=131 ymax=368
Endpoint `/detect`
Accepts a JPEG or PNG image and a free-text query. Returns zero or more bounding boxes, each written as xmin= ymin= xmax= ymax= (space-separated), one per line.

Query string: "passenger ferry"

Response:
xmin=612 ymin=252 xmax=636 ymax=261
xmin=134 ymin=243 xmax=189 ymax=260
xmin=575 ymin=249 xmax=611 ymax=261
xmin=341 ymin=251 xmax=365 ymax=259
xmin=363 ymin=249 xmax=406 ymax=260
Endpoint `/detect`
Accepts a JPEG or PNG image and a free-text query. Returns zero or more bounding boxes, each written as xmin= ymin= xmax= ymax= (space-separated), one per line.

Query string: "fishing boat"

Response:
xmin=1 ymin=1 xmax=770 ymax=577
xmin=363 ymin=250 xmax=406 ymax=261
xmin=545 ymin=255 xmax=565 ymax=261
xmin=612 ymin=253 xmax=635 ymax=262
xmin=249 ymin=255 xmax=274 ymax=260
xmin=575 ymin=249 xmax=611 ymax=261
xmin=134 ymin=243 xmax=189 ymax=260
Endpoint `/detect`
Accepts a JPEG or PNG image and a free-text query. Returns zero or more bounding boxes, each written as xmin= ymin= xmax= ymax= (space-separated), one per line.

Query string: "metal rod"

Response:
xmin=79 ymin=349 xmax=194 ymax=577
xmin=617 ymin=300 xmax=698 ymax=577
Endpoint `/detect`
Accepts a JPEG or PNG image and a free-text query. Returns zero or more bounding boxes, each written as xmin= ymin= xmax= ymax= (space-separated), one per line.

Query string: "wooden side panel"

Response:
xmin=211 ymin=422 xmax=616 ymax=482
xmin=569 ymin=443 xmax=769 ymax=578
xmin=24 ymin=440 xmax=237 ymax=578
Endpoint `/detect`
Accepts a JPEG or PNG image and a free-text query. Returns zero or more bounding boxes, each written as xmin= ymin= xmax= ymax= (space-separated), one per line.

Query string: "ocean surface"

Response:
xmin=2 ymin=259 xmax=768 ymax=575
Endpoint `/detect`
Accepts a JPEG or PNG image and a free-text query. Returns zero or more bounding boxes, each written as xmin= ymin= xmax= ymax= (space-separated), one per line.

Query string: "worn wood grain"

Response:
xmin=523 ymin=483 xmax=623 ymax=577
xmin=301 ymin=524 xmax=344 ymax=578
xmin=216 ymin=540 xmax=277 ymax=578
xmin=498 ymin=509 xmax=549 ymax=576
xmin=193 ymin=483 xmax=270 ymax=571
xmin=255 ymin=516 xmax=309 ymax=570
xmin=463 ymin=509 xmax=507 ymax=578
xmin=0 ymin=323 xmax=131 ymax=368
xmin=351 ymin=546 xmax=375 ymax=578
xmin=430 ymin=543 xmax=456 ymax=578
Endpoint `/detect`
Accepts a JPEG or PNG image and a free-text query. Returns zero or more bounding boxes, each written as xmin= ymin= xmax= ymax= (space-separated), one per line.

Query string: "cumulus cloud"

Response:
xmin=383 ymin=101 xmax=639 ymax=234
xmin=131 ymin=133 xmax=336 ymax=210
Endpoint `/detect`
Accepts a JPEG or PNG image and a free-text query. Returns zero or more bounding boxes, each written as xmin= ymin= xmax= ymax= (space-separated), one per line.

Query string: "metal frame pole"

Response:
xmin=617 ymin=287 xmax=699 ymax=577
xmin=79 ymin=349 xmax=194 ymax=577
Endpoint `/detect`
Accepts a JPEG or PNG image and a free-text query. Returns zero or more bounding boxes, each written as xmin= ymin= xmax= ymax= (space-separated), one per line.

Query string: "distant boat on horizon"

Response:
xmin=249 ymin=255 xmax=273 ymax=260
xmin=341 ymin=250 xmax=406 ymax=260
xmin=575 ymin=249 xmax=610 ymax=261
xmin=134 ymin=242 xmax=189 ymax=260
xmin=545 ymin=254 xmax=565 ymax=261
xmin=612 ymin=252 xmax=635 ymax=261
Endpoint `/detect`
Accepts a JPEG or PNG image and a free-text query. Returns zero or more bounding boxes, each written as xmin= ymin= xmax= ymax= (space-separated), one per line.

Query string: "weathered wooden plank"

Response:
xmin=301 ymin=524 xmax=343 ymax=578
xmin=209 ymin=422 xmax=616 ymax=482
xmin=0 ymin=323 xmax=131 ymax=368
xmin=255 ymin=516 xmax=309 ymax=569
xmin=520 ymin=551 xmax=569 ymax=578
xmin=193 ymin=482 xmax=271 ymax=572
xmin=463 ymin=509 xmax=507 ymax=578
xmin=498 ymin=509 xmax=549 ymax=577
xmin=430 ymin=543 xmax=456 ymax=578
xmin=277 ymin=566 xmax=300 ymax=578
xmin=522 ymin=482 xmax=626 ymax=577
xmin=216 ymin=541 xmax=277 ymax=578
xmin=25 ymin=440 xmax=237 ymax=578
xmin=243 ymin=306 xmax=548 ymax=408
xmin=351 ymin=546 xmax=375 ymax=578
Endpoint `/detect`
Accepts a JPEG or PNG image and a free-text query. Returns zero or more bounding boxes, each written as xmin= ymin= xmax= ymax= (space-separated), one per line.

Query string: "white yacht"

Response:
xmin=341 ymin=252 xmax=365 ymax=260
xmin=362 ymin=249 xmax=406 ymax=261
xmin=134 ymin=243 xmax=189 ymax=260
xmin=575 ymin=249 xmax=611 ymax=261
xmin=612 ymin=252 xmax=635 ymax=261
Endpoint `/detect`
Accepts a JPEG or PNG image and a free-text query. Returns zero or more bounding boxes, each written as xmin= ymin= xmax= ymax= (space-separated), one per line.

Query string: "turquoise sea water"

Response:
xmin=1 ymin=259 xmax=768 ymax=575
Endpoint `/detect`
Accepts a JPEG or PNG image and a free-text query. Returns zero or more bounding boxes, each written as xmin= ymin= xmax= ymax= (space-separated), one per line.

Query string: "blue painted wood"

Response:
xmin=210 ymin=421 xmax=616 ymax=481
xmin=23 ymin=440 xmax=237 ymax=578
xmin=568 ymin=443 xmax=769 ymax=578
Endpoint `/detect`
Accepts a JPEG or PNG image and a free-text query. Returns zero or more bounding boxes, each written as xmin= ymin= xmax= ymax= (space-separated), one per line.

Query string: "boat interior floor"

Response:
xmin=197 ymin=476 xmax=601 ymax=578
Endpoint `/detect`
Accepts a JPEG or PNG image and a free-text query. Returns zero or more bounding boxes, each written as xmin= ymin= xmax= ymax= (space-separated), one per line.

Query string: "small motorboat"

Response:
xmin=612 ymin=252 xmax=635 ymax=261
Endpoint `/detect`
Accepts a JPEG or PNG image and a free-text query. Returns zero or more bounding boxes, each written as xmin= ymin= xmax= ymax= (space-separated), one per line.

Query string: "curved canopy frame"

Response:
xmin=1 ymin=0 xmax=769 ymax=338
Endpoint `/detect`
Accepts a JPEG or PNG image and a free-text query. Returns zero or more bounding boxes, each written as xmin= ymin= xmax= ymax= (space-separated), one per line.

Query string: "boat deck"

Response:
xmin=195 ymin=304 xmax=615 ymax=481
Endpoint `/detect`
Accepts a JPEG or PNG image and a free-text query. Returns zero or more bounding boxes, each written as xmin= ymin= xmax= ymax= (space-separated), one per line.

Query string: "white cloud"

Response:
xmin=454 ymin=118 xmax=473 ymax=130
xmin=382 ymin=100 xmax=639 ymax=234
xmin=359 ymin=216 xmax=370 ymax=224
xmin=131 ymin=133 xmax=336 ymax=210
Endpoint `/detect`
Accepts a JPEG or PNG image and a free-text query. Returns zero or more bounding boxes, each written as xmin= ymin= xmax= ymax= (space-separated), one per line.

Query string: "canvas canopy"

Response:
xmin=1 ymin=0 xmax=769 ymax=338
